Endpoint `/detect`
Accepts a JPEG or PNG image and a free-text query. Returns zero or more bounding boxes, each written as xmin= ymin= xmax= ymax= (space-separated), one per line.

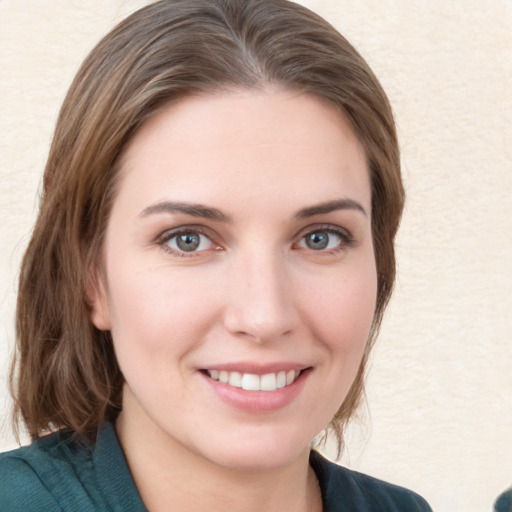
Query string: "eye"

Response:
xmin=296 ymin=227 xmax=353 ymax=252
xmin=158 ymin=228 xmax=218 ymax=256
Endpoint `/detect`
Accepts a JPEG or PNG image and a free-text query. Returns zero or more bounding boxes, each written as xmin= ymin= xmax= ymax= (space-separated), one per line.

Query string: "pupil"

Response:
xmin=307 ymin=232 xmax=328 ymax=250
xmin=177 ymin=233 xmax=200 ymax=251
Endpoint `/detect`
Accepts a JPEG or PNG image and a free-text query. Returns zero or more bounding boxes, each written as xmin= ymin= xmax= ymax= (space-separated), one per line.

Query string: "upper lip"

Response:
xmin=199 ymin=362 xmax=311 ymax=374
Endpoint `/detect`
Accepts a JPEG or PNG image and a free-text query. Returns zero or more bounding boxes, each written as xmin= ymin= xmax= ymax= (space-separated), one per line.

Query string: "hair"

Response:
xmin=10 ymin=0 xmax=403 ymax=452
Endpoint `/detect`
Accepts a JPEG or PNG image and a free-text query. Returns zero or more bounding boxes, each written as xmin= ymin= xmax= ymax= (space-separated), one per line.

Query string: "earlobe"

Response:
xmin=86 ymin=268 xmax=111 ymax=331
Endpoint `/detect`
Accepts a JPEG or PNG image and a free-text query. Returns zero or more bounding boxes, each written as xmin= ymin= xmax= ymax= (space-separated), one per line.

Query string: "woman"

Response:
xmin=0 ymin=1 xmax=431 ymax=510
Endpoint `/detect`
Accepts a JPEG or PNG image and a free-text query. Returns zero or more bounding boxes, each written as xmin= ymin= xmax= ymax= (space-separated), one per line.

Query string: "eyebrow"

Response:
xmin=294 ymin=199 xmax=368 ymax=219
xmin=139 ymin=201 xmax=232 ymax=222
xmin=139 ymin=197 xmax=367 ymax=222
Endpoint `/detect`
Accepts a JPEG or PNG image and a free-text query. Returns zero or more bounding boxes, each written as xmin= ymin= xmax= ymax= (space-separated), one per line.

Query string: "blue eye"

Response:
xmin=164 ymin=230 xmax=215 ymax=254
xmin=298 ymin=229 xmax=349 ymax=251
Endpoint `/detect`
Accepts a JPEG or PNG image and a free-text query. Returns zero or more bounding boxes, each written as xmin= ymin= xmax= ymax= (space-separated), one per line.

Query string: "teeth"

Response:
xmin=228 ymin=371 xmax=242 ymax=388
xmin=241 ymin=373 xmax=260 ymax=390
xmin=260 ymin=373 xmax=276 ymax=391
xmin=276 ymin=371 xmax=287 ymax=388
xmin=206 ymin=369 xmax=300 ymax=391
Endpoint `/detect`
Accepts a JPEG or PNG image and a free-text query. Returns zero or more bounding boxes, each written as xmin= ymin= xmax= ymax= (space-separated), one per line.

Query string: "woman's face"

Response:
xmin=90 ymin=90 xmax=376 ymax=471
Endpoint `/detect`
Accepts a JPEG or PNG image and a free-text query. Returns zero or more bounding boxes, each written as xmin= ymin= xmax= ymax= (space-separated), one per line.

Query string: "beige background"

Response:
xmin=1 ymin=1 xmax=511 ymax=511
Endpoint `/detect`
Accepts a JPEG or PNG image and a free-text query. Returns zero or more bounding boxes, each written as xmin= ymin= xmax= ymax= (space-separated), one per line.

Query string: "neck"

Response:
xmin=115 ymin=405 xmax=322 ymax=512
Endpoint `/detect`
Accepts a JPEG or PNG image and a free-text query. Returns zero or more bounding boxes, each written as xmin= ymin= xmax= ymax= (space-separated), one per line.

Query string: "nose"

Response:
xmin=222 ymin=250 xmax=299 ymax=344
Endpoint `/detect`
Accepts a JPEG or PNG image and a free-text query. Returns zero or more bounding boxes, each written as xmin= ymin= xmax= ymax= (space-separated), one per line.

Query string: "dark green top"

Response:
xmin=0 ymin=423 xmax=431 ymax=511
xmin=495 ymin=487 xmax=512 ymax=512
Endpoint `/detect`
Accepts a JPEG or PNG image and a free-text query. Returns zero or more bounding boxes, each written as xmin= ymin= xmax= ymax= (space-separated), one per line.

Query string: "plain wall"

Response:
xmin=1 ymin=1 xmax=511 ymax=511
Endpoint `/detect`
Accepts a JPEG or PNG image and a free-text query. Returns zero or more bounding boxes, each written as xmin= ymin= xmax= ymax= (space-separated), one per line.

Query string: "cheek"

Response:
xmin=300 ymin=261 xmax=377 ymax=355
xmin=105 ymin=263 xmax=221 ymax=360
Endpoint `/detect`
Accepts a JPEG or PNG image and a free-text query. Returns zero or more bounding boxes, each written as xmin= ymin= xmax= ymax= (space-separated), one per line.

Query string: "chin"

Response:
xmin=196 ymin=426 xmax=315 ymax=472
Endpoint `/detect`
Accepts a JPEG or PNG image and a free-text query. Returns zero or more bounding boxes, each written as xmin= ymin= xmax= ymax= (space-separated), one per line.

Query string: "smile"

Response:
xmin=206 ymin=369 xmax=301 ymax=391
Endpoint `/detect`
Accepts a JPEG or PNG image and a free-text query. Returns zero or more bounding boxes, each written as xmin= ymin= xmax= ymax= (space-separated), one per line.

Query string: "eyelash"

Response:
xmin=155 ymin=224 xmax=355 ymax=257
xmin=155 ymin=226 xmax=220 ymax=257
xmin=294 ymin=225 xmax=355 ymax=254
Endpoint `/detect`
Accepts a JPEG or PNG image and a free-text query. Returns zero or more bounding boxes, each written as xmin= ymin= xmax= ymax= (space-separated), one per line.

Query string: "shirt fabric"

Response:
xmin=495 ymin=487 xmax=512 ymax=512
xmin=0 ymin=422 xmax=431 ymax=511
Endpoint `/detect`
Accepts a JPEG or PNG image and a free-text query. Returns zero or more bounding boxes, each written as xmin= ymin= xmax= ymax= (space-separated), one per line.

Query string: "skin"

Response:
xmin=89 ymin=89 xmax=377 ymax=512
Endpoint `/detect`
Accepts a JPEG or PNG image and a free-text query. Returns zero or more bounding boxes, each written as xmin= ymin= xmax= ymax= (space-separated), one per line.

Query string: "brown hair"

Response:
xmin=11 ymin=0 xmax=403 ymax=451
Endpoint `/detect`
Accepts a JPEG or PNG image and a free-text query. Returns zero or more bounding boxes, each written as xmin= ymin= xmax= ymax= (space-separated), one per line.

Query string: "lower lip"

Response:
xmin=201 ymin=369 xmax=310 ymax=413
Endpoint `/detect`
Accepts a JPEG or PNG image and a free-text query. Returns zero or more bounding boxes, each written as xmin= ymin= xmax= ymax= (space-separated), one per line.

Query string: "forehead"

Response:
xmin=115 ymin=90 xmax=371 ymax=215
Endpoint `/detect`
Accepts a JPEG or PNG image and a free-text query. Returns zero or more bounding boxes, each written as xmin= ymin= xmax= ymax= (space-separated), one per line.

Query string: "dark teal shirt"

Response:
xmin=0 ymin=423 xmax=431 ymax=511
xmin=495 ymin=487 xmax=512 ymax=512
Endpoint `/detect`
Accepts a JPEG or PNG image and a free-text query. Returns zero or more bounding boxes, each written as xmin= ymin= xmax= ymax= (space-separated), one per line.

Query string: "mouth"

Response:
xmin=200 ymin=365 xmax=312 ymax=412
xmin=202 ymin=368 xmax=305 ymax=392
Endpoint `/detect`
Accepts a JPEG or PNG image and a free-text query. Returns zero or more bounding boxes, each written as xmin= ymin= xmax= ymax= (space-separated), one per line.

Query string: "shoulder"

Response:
xmin=0 ymin=446 xmax=61 ymax=511
xmin=494 ymin=487 xmax=512 ymax=512
xmin=0 ymin=430 xmax=100 ymax=512
xmin=0 ymin=423 xmax=146 ymax=512
xmin=310 ymin=450 xmax=432 ymax=512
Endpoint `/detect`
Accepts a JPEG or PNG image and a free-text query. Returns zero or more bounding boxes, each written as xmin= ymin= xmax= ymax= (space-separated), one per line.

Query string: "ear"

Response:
xmin=86 ymin=267 xmax=112 ymax=331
